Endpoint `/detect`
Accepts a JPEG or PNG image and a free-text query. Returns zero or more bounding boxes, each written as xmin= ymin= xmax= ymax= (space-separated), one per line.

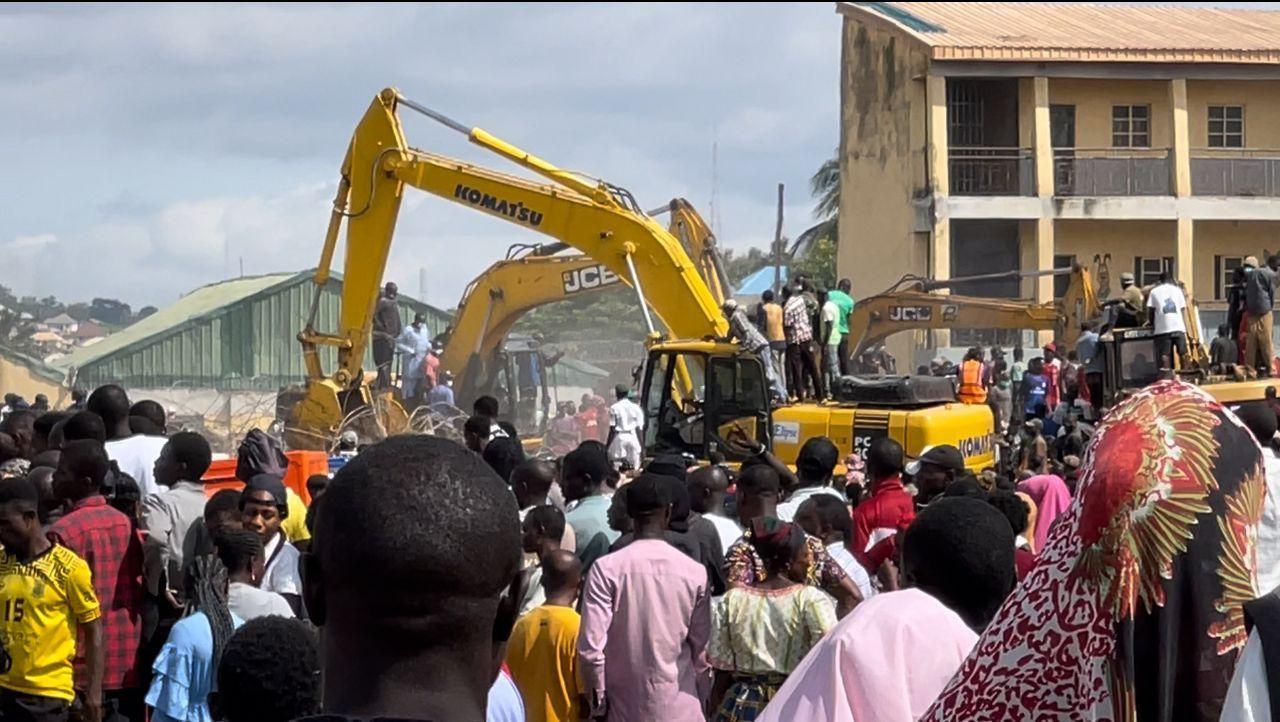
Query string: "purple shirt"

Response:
xmin=577 ymin=539 xmax=711 ymax=722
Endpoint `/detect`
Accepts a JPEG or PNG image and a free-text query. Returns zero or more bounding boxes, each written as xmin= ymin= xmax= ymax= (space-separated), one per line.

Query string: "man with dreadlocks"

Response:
xmin=145 ymin=556 xmax=242 ymax=722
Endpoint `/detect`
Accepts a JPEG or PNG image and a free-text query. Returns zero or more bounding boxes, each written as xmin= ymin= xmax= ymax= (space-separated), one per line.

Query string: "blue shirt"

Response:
xmin=565 ymin=495 xmax=620 ymax=560
xmin=1023 ymin=373 xmax=1049 ymax=415
xmin=487 ymin=668 xmax=526 ymax=722
xmin=427 ymin=383 xmax=456 ymax=407
xmin=147 ymin=611 xmax=244 ymax=722
xmin=395 ymin=325 xmax=433 ymax=379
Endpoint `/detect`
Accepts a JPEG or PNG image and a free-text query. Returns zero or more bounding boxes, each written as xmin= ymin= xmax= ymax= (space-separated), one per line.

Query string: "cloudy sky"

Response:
xmin=0 ymin=2 xmax=841 ymax=309
xmin=3 ymin=2 xmax=1275 ymax=310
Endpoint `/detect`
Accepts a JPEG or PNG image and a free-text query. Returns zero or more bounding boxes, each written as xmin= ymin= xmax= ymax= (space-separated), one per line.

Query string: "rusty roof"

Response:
xmin=838 ymin=2 xmax=1280 ymax=63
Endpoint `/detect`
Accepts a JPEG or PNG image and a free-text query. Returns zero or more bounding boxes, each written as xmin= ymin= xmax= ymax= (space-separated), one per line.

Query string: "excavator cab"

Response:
xmin=641 ymin=342 xmax=771 ymax=462
xmin=459 ymin=334 xmax=554 ymax=437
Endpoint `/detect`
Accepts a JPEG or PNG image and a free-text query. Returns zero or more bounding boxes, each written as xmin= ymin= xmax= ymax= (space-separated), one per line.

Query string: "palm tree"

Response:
xmin=791 ymin=152 xmax=838 ymax=257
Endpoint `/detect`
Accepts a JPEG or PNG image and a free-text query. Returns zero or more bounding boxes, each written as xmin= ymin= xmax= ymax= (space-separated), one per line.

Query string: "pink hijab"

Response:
xmin=757 ymin=589 xmax=976 ymax=722
xmin=1017 ymin=473 xmax=1070 ymax=552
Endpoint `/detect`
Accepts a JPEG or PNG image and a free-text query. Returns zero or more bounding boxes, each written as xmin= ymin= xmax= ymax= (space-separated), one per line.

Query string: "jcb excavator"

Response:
xmin=286 ymin=88 xmax=996 ymax=471
xmin=437 ymin=243 xmax=623 ymax=435
xmin=849 ymin=266 xmax=1100 ymax=361
xmin=848 ymin=265 xmax=1278 ymax=409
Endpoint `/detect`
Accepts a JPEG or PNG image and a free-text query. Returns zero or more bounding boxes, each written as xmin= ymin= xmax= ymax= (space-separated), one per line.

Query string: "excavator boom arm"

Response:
xmin=849 ymin=293 xmax=1061 ymax=359
xmin=300 ymin=88 xmax=725 ymax=396
xmin=440 ymin=253 xmax=624 ymax=373
xmin=848 ymin=265 xmax=1100 ymax=360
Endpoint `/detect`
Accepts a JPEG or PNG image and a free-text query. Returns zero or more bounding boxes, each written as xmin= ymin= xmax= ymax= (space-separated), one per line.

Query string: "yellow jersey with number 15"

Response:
xmin=0 ymin=544 xmax=100 ymax=701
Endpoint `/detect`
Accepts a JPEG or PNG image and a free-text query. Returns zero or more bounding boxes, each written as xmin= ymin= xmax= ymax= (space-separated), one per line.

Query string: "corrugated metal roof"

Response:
xmin=840 ymin=2 xmax=1280 ymax=63
xmin=736 ymin=266 xmax=789 ymax=296
xmin=52 ymin=273 xmax=298 ymax=371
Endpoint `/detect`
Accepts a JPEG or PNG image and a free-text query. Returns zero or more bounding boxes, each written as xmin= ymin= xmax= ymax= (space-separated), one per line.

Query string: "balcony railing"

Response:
xmin=1191 ymin=149 xmax=1280 ymax=197
xmin=949 ymin=147 xmax=1034 ymax=196
xmin=1053 ymin=148 xmax=1171 ymax=196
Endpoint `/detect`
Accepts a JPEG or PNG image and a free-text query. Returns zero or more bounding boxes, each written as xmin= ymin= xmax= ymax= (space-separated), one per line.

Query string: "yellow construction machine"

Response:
xmin=286 ymin=87 xmax=999 ymax=470
xmin=437 ymin=243 xmax=623 ymax=435
xmin=847 ymin=265 xmax=1278 ymax=410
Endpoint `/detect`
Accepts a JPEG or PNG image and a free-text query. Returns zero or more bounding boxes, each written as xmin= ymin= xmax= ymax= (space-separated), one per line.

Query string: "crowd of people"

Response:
xmin=724 ymin=274 xmax=864 ymax=405
xmin=4 ymin=355 xmax=1280 ymax=721
xmin=0 ymin=385 xmax=319 ymax=722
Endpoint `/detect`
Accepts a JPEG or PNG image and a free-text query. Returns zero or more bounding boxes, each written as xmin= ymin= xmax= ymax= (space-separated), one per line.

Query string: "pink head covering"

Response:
xmin=758 ymin=588 xmax=976 ymax=722
xmin=1017 ymin=473 xmax=1071 ymax=552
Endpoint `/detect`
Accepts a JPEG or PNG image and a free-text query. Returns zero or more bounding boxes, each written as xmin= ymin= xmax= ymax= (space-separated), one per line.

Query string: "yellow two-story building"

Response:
xmin=836 ymin=2 xmax=1280 ymax=366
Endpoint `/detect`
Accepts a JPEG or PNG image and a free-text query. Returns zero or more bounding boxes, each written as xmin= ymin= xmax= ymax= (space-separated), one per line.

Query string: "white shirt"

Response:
xmin=776 ymin=486 xmax=846 ymax=522
xmin=105 ymin=435 xmax=169 ymax=498
xmin=826 ymin=541 xmax=877 ymax=600
xmin=609 ymin=398 xmax=644 ymax=434
xmin=704 ymin=512 xmax=743 ymax=556
xmin=1146 ymin=282 xmax=1188 ymax=335
xmin=262 ymin=532 xmax=302 ymax=598
xmin=1258 ymin=452 xmax=1280 ymax=596
xmin=228 ymin=582 xmax=296 ymax=621
xmin=1222 ymin=630 xmax=1270 ymax=722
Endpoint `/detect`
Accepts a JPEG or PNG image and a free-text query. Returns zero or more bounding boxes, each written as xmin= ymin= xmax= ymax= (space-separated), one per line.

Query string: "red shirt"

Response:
xmin=576 ymin=408 xmax=600 ymax=442
xmin=1014 ymin=548 xmax=1037 ymax=581
xmin=48 ymin=495 xmax=145 ymax=691
xmin=1044 ymin=360 xmax=1061 ymax=409
xmin=851 ymin=475 xmax=916 ymax=572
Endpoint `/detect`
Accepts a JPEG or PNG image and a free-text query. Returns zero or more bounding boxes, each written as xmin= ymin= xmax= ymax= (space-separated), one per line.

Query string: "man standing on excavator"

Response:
xmin=395 ymin=312 xmax=432 ymax=404
xmin=721 ymin=299 xmax=787 ymax=403
xmin=372 ymin=282 xmax=402 ymax=390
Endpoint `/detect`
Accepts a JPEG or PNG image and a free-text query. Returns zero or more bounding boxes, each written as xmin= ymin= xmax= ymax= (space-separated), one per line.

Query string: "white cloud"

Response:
xmin=0 ymin=3 xmax=844 ymax=308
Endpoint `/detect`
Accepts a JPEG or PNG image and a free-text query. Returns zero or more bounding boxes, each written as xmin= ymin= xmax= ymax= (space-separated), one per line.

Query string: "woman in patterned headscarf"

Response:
xmin=709 ymin=517 xmax=836 ymax=721
xmin=923 ymin=380 xmax=1264 ymax=722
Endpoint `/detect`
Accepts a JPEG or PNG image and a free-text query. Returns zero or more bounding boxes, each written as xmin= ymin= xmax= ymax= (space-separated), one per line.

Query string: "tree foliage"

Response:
xmin=791 ymin=238 xmax=838 ymax=289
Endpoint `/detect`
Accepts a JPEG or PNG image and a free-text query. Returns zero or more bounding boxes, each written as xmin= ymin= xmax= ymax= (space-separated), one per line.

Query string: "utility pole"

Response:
xmin=772 ymin=183 xmax=785 ymax=295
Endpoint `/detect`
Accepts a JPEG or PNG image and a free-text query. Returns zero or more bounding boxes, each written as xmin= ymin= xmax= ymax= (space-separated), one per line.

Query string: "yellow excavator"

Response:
xmin=285 ymin=88 xmax=996 ymax=470
xmin=436 ymin=243 xmax=623 ymax=435
xmin=849 ymin=266 xmax=1100 ymax=362
xmin=848 ymin=265 xmax=1277 ymax=409
xmin=438 ymin=194 xmax=732 ymax=433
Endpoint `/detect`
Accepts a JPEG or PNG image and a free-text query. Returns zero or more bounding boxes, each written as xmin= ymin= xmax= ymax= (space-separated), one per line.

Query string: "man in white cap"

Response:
xmin=722 ymin=299 xmax=788 ymax=402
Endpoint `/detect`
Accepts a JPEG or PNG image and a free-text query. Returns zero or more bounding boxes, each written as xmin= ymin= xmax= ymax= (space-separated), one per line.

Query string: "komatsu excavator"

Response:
xmin=285 ymin=88 xmax=996 ymax=470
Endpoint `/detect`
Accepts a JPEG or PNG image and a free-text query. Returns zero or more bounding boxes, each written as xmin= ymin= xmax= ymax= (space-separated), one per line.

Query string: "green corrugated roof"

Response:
xmin=52 ymin=273 xmax=299 ymax=371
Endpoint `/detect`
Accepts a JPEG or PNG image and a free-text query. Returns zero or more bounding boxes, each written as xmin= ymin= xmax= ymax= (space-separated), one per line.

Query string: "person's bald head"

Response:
xmin=688 ymin=465 xmax=730 ymax=515
xmin=306 ymin=435 xmax=520 ymax=646
xmin=540 ymin=549 xmax=582 ymax=598
xmin=510 ymin=460 xmax=557 ymax=510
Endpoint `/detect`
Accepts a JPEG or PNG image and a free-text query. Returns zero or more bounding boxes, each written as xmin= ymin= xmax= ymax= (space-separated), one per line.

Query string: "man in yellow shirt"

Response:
xmin=0 ymin=476 xmax=103 ymax=722
xmin=506 ymin=550 xmax=584 ymax=722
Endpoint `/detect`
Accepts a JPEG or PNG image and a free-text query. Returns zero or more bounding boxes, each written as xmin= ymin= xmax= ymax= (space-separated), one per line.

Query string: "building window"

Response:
xmin=1215 ymin=255 xmax=1245 ymax=300
xmin=1208 ymin=105 xmax=1244 ymax=148
xmin=1112 ymin=105 xmax=1151 ymax=148
xmin=1135 ymin=256 xmax=1174 ymax=288
xmin=1053 ymin=254 xmax=1077 ymax=299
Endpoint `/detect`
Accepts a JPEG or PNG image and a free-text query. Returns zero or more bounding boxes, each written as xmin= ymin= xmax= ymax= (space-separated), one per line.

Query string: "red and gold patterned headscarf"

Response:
xmin=924 ymin=380 xmax=1264 ymax=722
